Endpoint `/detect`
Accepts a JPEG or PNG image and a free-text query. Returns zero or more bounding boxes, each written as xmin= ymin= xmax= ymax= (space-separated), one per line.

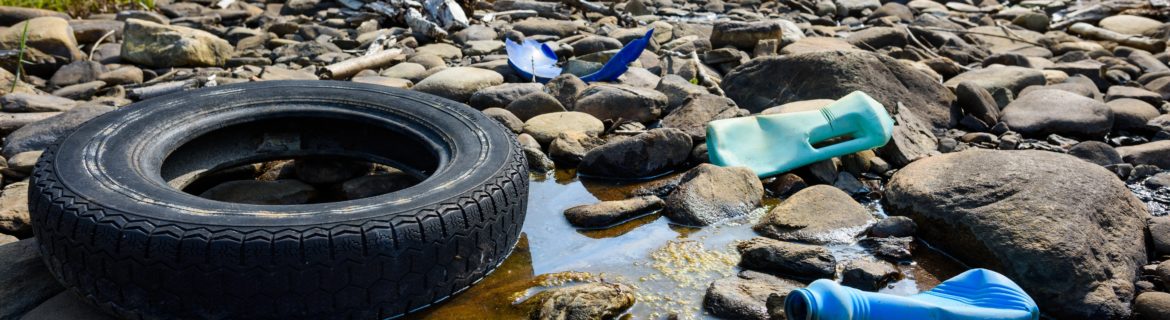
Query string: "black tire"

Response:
xmin=28 ymin=81 xmax=528 ymax=319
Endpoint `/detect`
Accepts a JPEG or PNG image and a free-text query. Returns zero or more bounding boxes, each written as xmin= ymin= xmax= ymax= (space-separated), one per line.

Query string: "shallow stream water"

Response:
xmin=405 ymin=169 xmax=973 ymax=319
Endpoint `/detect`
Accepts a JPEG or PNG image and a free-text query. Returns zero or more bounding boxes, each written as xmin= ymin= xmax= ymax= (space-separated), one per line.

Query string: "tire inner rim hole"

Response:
xmin=158 ymin=115 xmax=442 ymax=205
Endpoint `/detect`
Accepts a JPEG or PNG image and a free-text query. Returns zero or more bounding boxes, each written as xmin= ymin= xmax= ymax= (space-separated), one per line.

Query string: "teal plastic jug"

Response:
xmin=785 ymin=268 xmax=1040 ymax=320
xmin=706 ymin=91 xmax=894 ymax=177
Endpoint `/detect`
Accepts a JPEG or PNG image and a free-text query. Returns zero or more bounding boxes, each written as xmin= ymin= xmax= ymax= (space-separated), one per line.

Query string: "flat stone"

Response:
xmin=736 ymin=237 xmax=836 ymax=280
xmin=1000 ymin=89 xmax=1113 ymax=138
xmin=414 ymin=67 xmax=504 ymax=103
xmin=523 ymin=111 xmax=604 ymax=145
xmin=0 ymin=93 xmax=76 ymax=113
xmin=754 ymin=185 xmax=873 ymax=244
xmin=563 ymin=195 xmax=664 ymax=228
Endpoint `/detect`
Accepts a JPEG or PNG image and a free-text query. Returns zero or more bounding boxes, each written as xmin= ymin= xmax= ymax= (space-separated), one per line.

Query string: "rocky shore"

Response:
xmin=2 ymin=0 xmax=1170 ymax=319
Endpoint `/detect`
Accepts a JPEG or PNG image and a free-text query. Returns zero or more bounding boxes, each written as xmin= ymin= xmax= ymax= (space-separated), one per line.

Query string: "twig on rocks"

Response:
xmin=690 ymin=50 xmax=724 ymax=96
xmin=562 ymin=0 xmax=634 ymax=27
xmin=1069 ymin=22 xmax=1166 ymax=52
xmin=318 ymin=48 xmax=405 ymax=79
xmin=904 ymin=26 xmax=944 ymax=60
xmin=88 ymin=30 xmax=117 ymax=61
xmin=129 ymin=80 xmax=196 ymax=100
xmin=916 ymin=26 xmax=1045 ymax=47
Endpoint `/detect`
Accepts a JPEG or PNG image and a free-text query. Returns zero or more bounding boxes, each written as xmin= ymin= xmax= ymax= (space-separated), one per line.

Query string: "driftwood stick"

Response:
xmin=1069 ymin=22 xmax=1166 ymax=53
xmin=318 ymin=48 xmax=405 ymax=79
xmin=562 ymin=0 xmax=633 ymax=26
xmin=494 ymin=0 xmax=567 ymax=19
xmin=130 ymin=80 xmax=195 ymax=100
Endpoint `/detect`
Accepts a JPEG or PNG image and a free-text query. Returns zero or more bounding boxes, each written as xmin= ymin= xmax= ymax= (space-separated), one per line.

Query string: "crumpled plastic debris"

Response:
xmin=785 ymin=268 xmax=1039 ymax=320
xmin=705 ymin=91 xmax=894 ymax=177
xmin=505 ymin=29 xmax=654 ymax=83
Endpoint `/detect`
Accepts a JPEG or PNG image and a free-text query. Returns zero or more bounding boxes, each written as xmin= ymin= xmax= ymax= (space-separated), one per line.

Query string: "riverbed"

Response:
xmin=407 ymin=170 xmax=968 ymax=319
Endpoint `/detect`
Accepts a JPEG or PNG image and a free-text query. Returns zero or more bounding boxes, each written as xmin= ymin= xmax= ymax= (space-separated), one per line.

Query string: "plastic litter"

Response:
xmin=785 ymin=268 xmax=1039 ymax=320
xmin=505 ymin=29 xmax=654 ymax=83
xmin=705 ymin=91 xmax=894 ymax=177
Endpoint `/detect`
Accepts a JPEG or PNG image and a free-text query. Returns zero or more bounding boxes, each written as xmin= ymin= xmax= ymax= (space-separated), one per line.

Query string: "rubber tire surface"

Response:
xmin=29 ymin=81 xmax=528 ymax=319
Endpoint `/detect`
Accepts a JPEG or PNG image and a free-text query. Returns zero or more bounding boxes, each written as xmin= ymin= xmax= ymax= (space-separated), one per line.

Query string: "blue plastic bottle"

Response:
xmin=785 ymin=268 xmax=1040 ymax=320
xmin=706 ymin=91 xmax=894 ymax=177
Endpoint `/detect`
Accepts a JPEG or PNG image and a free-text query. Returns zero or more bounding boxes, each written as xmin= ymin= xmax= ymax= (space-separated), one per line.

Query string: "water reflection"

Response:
xmin=408 ymin=170 xmax=963 ymax=319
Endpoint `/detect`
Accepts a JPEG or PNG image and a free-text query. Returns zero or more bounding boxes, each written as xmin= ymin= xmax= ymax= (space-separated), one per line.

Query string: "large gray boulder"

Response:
xmin=721 ymin=51 xmax=955 ymax=130
xmin=885 ymin=149 xmax=1148 ymax=319
xmin=121 ymin=19 xmax=232 ymax=67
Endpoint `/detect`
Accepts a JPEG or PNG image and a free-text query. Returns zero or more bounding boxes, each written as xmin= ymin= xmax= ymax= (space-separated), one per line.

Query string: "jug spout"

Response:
xmin=785 ymin=268 xmax=1040 ymax=320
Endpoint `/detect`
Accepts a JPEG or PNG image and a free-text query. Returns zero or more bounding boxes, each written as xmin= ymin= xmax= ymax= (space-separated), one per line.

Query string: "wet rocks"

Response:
xmin=413 ymin=67 xmax=504 ymax=102
xmin=736 ymin=237 xmax=836 ymax=280
xmin=121 ymin=19 xmax=232 ymax=67
xmin=563 ymin=195 xmax=664 ymax=228
xmin=1000 ymin=89 xmax=1113 ymax=138
xmin=664 ymin=163 xmax=763 ymax=226
xmin=886 ymin=149 xmax=1148 ymax=319
xmin=523 ymin=111 xmax=604 ymax=145
xmin=573 ymin=84 xmax=667 ymax=123
xmin=754 ymin=185 xmax=873 ymax=244
xmin=721 ymin=51 xmax=955 ymax=130
xmin=199 ymin=180 xmax=317 ymax=205
xmin=867 ymin=216 xmax=916 ymax=238
xmin=578 ymin=128 xmax=691 ymax=179
xmin=859 ymin=236 xmax=913 ymax=260
xmin=521 ymin=282 xmax=635 ymax=320
xmin=841 ymin=259 xmax=900 ymax=291
xmin=703 ymin=271 xmax=803 ymax=320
